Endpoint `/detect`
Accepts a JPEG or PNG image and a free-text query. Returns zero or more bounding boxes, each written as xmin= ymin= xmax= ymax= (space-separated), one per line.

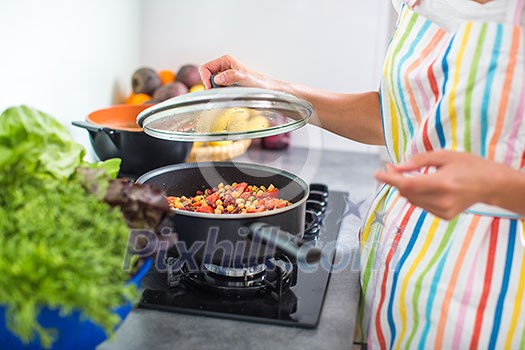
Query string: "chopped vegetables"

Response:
xmin=166 ymin=182 xmax=291 ymax=214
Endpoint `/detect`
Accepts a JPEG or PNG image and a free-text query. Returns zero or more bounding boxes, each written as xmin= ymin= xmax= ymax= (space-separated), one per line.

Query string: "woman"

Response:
xmin=199 ymin=0 xmax=525 ymax=347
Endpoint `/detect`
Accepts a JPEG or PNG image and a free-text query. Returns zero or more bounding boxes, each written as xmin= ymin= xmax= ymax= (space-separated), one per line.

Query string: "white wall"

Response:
xmin=140 ymin=0 xmax=396 ymax=153
xmin=0 ymin=1 xmax=397 ymax=156
xmin=0 ymin=0 xmax=142 ymax=160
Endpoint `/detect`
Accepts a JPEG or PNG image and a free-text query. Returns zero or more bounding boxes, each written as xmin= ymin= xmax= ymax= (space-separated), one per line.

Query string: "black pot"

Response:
xmin=136 ymin=162 xmax=322 ymax=267
xmin=72 ymin=104 xmax=193 ymax=176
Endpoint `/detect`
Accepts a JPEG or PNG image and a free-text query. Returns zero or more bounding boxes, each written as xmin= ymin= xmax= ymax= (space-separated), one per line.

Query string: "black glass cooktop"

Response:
xmin=138 ymin=189 xmax=348 ymax=328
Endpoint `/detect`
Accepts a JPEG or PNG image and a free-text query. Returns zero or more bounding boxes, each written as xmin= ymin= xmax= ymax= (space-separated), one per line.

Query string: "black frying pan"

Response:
xmin=136 ymin=162 xmax=322 ymax=267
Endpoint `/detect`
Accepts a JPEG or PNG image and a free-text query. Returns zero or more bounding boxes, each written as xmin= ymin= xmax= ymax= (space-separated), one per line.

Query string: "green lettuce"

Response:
xmin=0 ymin=105 xmax=85 ymax=180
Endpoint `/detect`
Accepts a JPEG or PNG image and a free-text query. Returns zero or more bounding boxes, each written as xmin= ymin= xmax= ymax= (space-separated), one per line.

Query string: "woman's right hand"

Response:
xmin=199 ymin=54 xmax=275 ymax=90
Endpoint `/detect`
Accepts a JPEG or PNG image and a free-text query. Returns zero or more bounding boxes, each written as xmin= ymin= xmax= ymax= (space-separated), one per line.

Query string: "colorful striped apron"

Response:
xmin=358 ymin=0 xmax=525 ymax=348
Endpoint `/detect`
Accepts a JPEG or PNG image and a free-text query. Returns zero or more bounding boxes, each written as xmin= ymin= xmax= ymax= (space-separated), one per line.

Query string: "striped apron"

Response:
xmin=358 ymin=0 xmax=525 ymax=348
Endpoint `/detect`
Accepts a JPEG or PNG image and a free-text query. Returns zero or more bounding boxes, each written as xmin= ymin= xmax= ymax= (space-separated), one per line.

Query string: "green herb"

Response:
xmin=0 ymin=176 xmax=136 ymax=348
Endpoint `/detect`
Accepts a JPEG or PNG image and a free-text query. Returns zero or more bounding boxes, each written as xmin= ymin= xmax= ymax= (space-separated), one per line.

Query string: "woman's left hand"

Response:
xmin=374 ymin=150 xmax=504 ymax=220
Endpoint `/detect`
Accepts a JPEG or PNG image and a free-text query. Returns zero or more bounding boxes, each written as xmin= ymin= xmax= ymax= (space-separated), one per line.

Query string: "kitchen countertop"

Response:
xmin=99 ymin=145 xmax=381 ymax=350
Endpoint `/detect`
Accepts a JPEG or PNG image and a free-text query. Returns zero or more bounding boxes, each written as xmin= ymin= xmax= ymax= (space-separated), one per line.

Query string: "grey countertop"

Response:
xmin=99 ymin=145 xmax=381 ymax=350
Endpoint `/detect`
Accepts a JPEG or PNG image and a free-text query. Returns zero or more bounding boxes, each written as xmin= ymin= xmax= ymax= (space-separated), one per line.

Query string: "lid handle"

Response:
xmin=210 ymin=73 xmax=239 ymax=88
xmin=210 ymin=73 xmax=221 ymax=88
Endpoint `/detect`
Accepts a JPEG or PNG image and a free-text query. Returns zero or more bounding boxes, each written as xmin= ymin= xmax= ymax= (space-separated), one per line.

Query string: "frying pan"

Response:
xmin=136 ymin=162 xmax=322 ymax=267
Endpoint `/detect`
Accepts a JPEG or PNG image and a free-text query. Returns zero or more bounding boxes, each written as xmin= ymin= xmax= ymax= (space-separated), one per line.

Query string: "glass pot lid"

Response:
xmin=136 ymin=87 xmax=314 ymax=142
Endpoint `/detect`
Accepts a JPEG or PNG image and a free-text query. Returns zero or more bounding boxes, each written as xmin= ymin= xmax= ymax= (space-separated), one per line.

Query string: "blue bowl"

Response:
xmin=0 ymin=259 xmax=152 ymax=350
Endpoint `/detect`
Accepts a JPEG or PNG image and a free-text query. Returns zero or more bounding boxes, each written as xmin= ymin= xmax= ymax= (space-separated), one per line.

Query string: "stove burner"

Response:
xmin=138 ymin=185 xmax=347 ymax=329
xmin=175 ymin=255 xmax=295 ymax=297
xmin=203 ymin=263 xmax=267 ymax=278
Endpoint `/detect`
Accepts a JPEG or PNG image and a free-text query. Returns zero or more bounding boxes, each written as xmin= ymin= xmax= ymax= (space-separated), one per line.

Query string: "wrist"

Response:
xmin=482 ymin=169 xmax=501 ymax=206
xmin=484 ymin=164 xmax=525 ymax=209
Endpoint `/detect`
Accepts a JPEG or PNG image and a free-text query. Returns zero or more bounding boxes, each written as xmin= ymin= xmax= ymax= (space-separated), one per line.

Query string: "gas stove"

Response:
xmin=138 ymin=184 xmax=348 ymax=328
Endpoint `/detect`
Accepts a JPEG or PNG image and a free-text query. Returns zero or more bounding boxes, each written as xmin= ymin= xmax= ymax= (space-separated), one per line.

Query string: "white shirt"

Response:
xmin=391 ymin=0 xmax=525 ymax=32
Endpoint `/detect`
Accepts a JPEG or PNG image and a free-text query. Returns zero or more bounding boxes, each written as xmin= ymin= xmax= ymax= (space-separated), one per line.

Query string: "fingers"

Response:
xmin=213 ymin=69 xmax=247 ymax=86
xmin=375 ymin=165 xmax=441 ymax=195
xmin=374 ymin=165 xmax=408 ymax=189
xmin=396 ymin=150 xmax=455 ymax=171
xmin=199 ymin=66 xmax=213 ymax=90
xmin=199 ymin=54 xmax=241 ymax=89
xmin=375 ymin=168 xmax=465 ymax=220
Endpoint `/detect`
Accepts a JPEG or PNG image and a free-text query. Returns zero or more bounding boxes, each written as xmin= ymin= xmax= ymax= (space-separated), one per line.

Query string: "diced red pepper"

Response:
xmin=266 ymin=188 xmax=279 ymax=198
xmin=206 ymin=192 xmax=220 ymax=205
xmin=274 ymin=199 xmax=288 ymax=208
xmin=196 ymin=204 xmax=214 ymax=213
xmin=165 ymin=196 xmax=177 ymax=204
xmin=247 ymin=205 xmax=267 ymax=213
xmin=261 ymin=198 xmax=288 ymax=210
xmin=233 ymin=182 xmax=248 ymax=193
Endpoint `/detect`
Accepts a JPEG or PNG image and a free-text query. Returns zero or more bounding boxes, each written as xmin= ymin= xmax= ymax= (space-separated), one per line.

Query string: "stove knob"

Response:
xmin=306 ymin=200 xmax=326 ymax=215
xmin=309 ymin=183 xmax=329 ymax=198
xmin=305 ymin=210 xmax=320 ymax=230
xmin=308 ymin=192 xmax=328 ymax=206
xmin=304 ymin=224 xmax=320 ymax=239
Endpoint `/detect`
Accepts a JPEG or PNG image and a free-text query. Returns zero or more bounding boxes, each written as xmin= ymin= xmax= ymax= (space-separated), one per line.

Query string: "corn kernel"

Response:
xmin=238 ymin=203 xmax=245 ymax=209
xmin=214 ymin=209 xmax=222 ymax=214
xmin=268 ymin=184 xmax=275 ymax=191
xmin=218 ymin=183 xmax=224 ymax=188
xmin=216 ymin=205 xmax=224 ymax=211
xmin=235 ymin=198 xmax=244 ymax=204
xmin=216 ymin=199 xmax=223 ymax=206
xmin=232 ymin=191 xmax=240 ymax=198
xmin=227 ymin=205 xmax=234 ymax=212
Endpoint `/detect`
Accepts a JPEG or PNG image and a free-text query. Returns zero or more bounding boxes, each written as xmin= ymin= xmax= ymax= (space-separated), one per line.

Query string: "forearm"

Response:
xmin=200 ymin=56 xmax=384 ymax=144
xmin=488 ymin=166 xmax=525 ymax=216
xmin=269 ymin=81 xmax=385 ymax=145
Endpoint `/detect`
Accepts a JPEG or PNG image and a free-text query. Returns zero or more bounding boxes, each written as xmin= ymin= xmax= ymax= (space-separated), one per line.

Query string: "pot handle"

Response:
xmin=71 ymin=121 xmax=121 ymax=149
xmin=248 ymin=223 xmax=322 ymax=263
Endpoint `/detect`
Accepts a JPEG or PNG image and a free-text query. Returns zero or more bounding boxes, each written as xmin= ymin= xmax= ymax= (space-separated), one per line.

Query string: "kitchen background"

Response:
xmin=0 ymin=0 xmax=396 ymax=160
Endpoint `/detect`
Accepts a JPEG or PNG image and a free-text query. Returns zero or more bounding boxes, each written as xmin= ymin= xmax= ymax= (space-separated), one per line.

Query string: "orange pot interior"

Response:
xmin=87 ymin=104 xmax=154 ymax=132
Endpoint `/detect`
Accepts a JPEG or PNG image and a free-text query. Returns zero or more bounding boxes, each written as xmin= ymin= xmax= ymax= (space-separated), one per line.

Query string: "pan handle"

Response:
xmin=71 ymin=121 xmax=121 ymax=149
xmin=248 ymin=223 xmax=322 ymax=263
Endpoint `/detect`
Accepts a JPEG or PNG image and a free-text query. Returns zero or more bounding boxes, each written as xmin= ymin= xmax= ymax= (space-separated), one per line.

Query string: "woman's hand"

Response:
xmin=199 ymin=55 xmax=275 ymax=90
xmin=374 ymin=150 xmax=525 ymax=220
